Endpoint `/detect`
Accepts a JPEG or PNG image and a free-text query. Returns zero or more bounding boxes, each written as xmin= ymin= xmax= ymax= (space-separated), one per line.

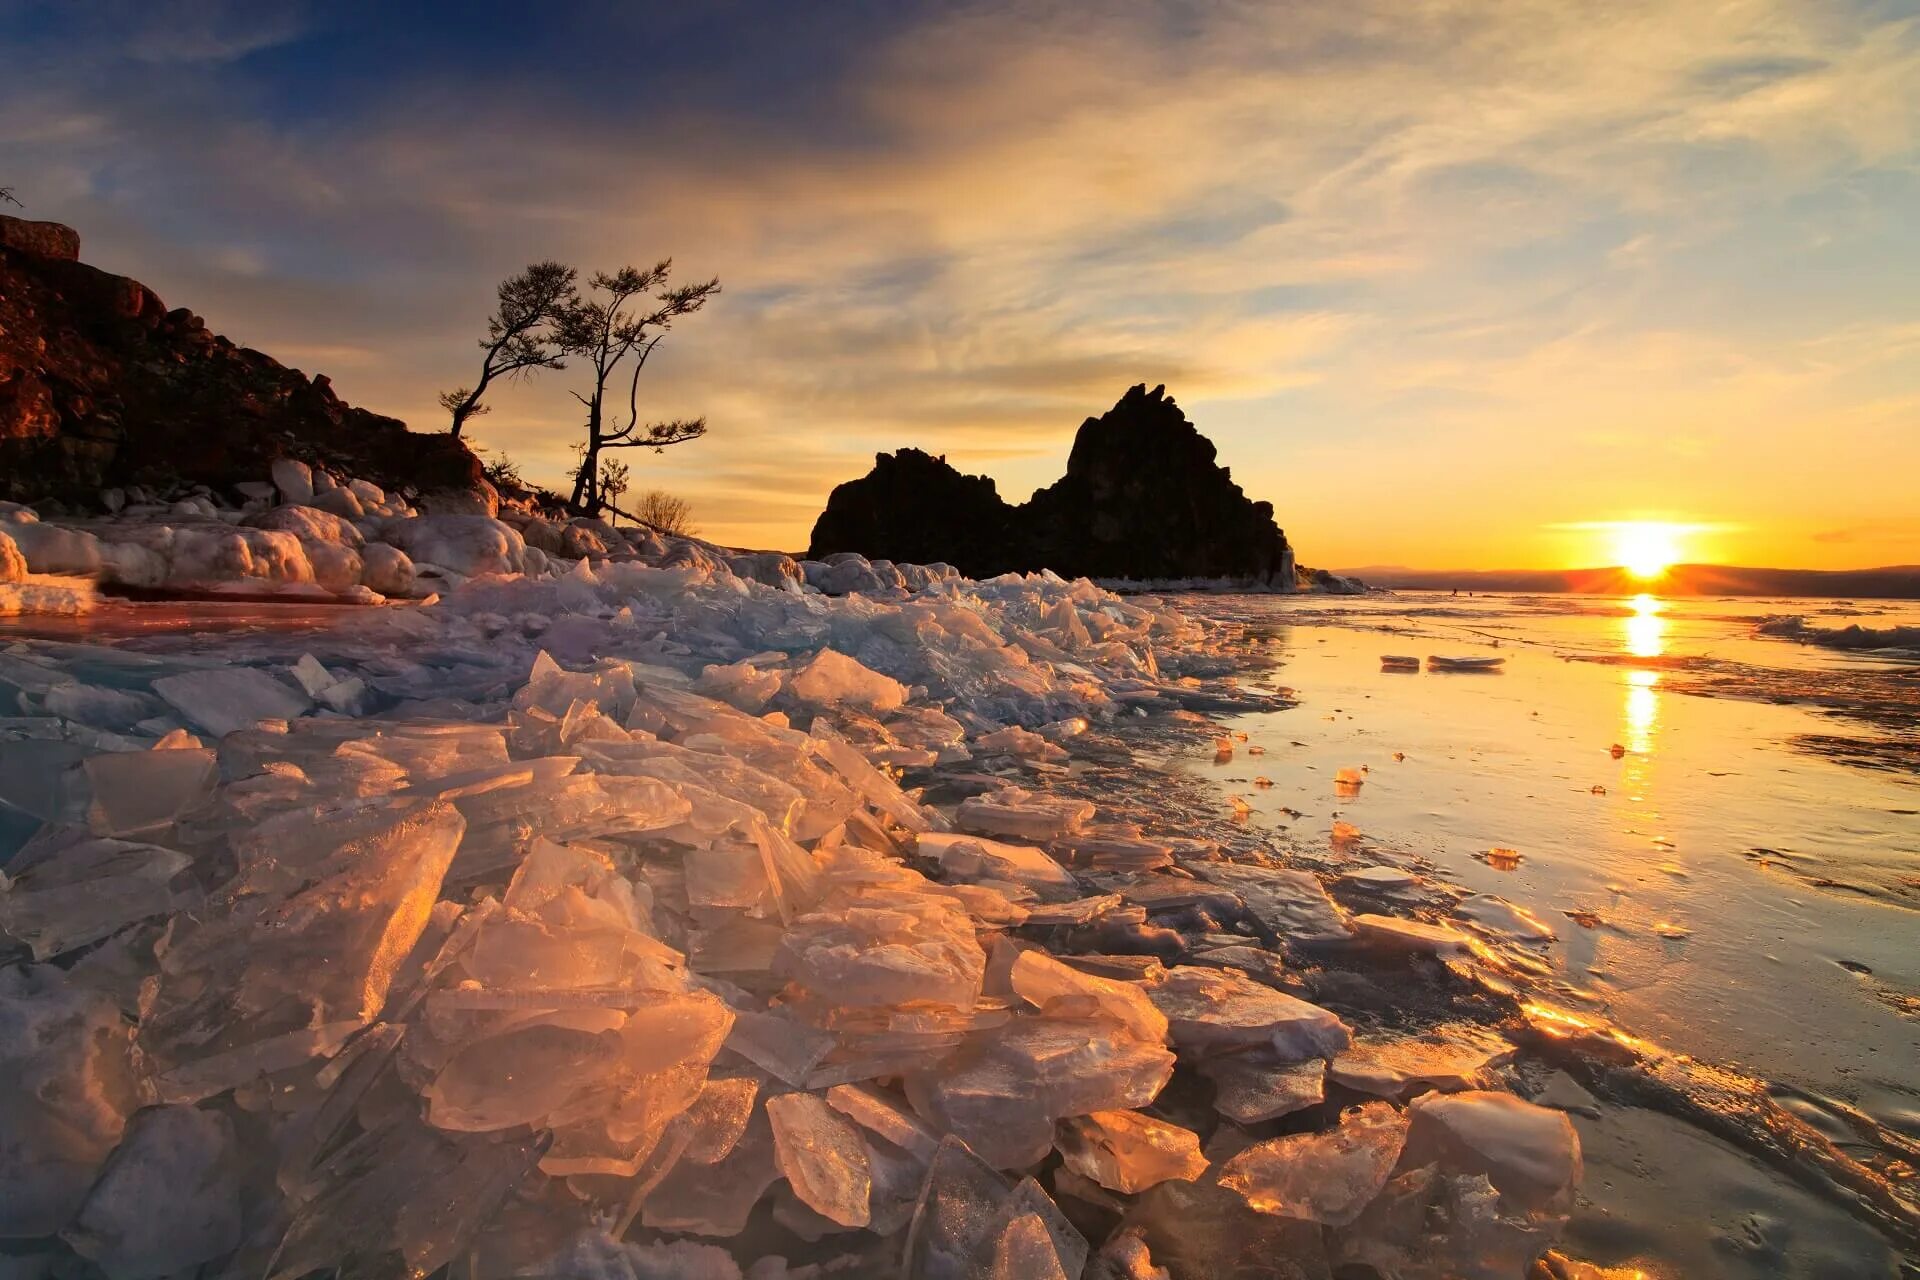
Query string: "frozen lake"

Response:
xmin=1178 ymin=590 xmax=1920 ymax=1274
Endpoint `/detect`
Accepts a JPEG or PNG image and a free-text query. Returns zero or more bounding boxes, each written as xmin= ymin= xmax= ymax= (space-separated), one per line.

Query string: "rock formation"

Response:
xmin=805 ymin=447 xmax=1029 ymax=579
xmin=0 ymin=215 xmax=482 ymax=507
xmin=809 ymin=384 xmax=1298 ymax=588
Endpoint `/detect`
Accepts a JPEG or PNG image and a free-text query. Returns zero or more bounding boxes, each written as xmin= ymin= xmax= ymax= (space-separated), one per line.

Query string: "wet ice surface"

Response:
xmin=0 ymin=576 xmax=1913 ymax=1278
xmin=1181 ymin=589 xmax=1920 ymax=1274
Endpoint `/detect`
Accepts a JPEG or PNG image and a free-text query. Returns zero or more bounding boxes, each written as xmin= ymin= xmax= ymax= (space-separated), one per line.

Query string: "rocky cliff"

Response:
xmin=0 ymin=215 xmax=482 ymax=508
xmin=809 ymin=383 xmax=1298 ymax=587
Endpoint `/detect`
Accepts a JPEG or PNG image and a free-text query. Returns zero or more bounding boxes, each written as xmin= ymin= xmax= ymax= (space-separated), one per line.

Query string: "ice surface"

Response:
xmin=979 ymin=1178 xmax=1088 ymax=1280
xmin=957 ymin=787 xmax=1096 ymax=841
xmin=1219 ymin=1100 xmax=1409 ymax=1226
xmin=140 ymin=797 xmax=464 ymax=1100
xmin=983 ymin=1211 xmax=1071 ymax=1280
xmin=268 ymin=1116 xmax=546 ymax=1280
xmin=1056 ymin=1109 xmax=1207 ymax=1193
xmin=1122 ymin=1178 xmax=1330 ymax=1280
xmin=908 ymin=1014 xmax=1175 ymax=1169
xmin=83 ymin=745 xmax=217 ymax=835
xmin=826 ymin=1082 xmax=941 ymax=1161
xmin=1455 ymin=893 xmax=1558 ymax=942
xmin=919 ymin=830 xmax=1078 ymax=896
xmin=902 ymin=1135 xmax=1010 ymax=1280
xmin=1010 ymin=948 xmax=1168 ymax=1044
xmin=1342 ymin=864 xmax=1417 ymax=890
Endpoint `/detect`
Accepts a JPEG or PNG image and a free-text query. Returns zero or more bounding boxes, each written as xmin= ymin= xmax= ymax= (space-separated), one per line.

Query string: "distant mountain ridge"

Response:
xmin=1340 ymin=563 xmax=1920 ymax=599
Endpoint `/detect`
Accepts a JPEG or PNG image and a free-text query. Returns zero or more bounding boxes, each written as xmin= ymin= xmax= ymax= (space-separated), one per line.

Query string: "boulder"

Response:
xmin=808 ymin=447 xmax=1027 ymax=578
xmin=0 ymin=214 xmax=80 ymax=260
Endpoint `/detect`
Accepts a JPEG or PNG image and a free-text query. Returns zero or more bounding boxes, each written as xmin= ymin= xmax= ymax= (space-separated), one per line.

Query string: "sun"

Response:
xmin=1610 ymin=522 xmax=1684 ymax=580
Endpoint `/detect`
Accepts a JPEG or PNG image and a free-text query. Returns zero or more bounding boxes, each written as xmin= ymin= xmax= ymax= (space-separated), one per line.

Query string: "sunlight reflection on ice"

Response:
xmin=1624 ymin=593 xmax=1666 ymax=659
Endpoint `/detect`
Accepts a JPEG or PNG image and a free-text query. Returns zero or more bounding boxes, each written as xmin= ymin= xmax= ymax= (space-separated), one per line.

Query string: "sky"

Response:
xmin=3 ymin=0 xmax=1918 ymax=569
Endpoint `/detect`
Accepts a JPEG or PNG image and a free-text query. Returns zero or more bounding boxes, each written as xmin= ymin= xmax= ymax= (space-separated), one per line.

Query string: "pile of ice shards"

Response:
xmin=0 ymin=563 xmax=1581 ymax=1278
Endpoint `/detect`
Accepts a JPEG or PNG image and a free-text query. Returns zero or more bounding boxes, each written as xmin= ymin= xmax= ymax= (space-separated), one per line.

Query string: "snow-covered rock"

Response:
xmin=0 ymin=527 xmax=25 ymax=582
xmin=360 ymin=542 xmax=416 ymax=597
xmin=562 ymin=521 xmax=610 ymax=559
xmin=378 ymin=515 xmax=527 ymax=578
xmin=12 ymin=521 xmax=104 ymax=576
xmin=728 ymin=552 xmax=804 ymax=592
xmin=310 ymin=486 xmax=365 ymax=520
xmin=514 ymin=515 xmax=567 ymax=556
xmin=244 ymin=504 xmax=365 ymax=549
xmin=416 ymin=482 xmax=499 ymax=518
xmin=271 ymin=457 xmax=314 ymax=505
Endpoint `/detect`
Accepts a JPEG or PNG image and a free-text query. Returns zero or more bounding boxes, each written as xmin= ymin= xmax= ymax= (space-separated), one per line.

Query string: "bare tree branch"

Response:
xmin=444 ymin=262 xmax=577 ymax=438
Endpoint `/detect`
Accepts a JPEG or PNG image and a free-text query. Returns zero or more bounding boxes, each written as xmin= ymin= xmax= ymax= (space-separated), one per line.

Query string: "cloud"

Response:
xmin=2 ymin=0 xmax=1918 ymax=562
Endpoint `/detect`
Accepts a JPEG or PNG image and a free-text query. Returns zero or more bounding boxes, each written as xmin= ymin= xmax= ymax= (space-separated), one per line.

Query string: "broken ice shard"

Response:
xmin=766 ymin=1090 xmax=873 ymax=1227
xmin=1055 ymin=1109 xmax=1207 ymax=1193
xmin=1147 ymin=965 xmax=1349 ymax=1061
xmin=139 ymin=797 xmax=464 ymax=1101
xmin=151 ymin=667 xmax=312 ymax=737
xmin=62 ymin=1104 xmax=243 ymax=1279
xmin=1219 ymin=1100 xmax=1408 ymax=1226
xmin=1402 ymin=1089 xmax=1582 ymax=1212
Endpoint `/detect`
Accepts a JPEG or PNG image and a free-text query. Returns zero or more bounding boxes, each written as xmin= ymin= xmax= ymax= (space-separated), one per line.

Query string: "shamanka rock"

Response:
xmin=809 ymin=384 xmax=1298 ymax=587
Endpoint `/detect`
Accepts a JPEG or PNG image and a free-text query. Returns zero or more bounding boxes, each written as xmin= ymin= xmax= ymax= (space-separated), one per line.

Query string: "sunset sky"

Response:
xmin=5 ymin=0 xmax=1918 ymax=569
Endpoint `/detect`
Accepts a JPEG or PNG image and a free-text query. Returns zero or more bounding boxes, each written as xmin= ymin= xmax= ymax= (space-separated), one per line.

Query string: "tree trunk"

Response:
xmin=568 ymin=393 xmax=604 ymax=514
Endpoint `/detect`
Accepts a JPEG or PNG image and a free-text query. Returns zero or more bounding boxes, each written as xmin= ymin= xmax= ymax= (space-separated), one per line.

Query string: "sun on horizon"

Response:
xmin=1611 ymin=522 xmax=1687 ymax=580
